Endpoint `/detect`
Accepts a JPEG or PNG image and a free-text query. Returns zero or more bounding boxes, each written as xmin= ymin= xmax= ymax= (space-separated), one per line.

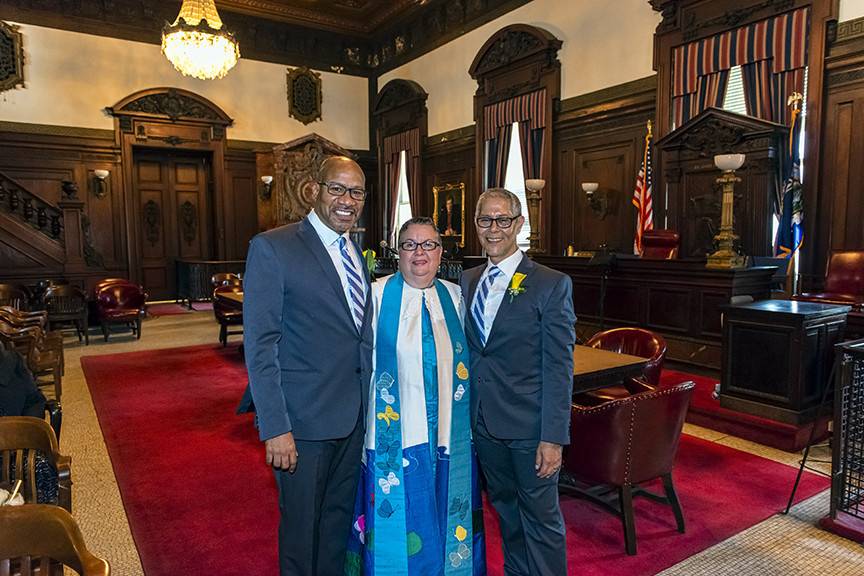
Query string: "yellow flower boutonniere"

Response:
xmin=362 ymin=249 xmax=377 ymax=276
xmin=508 ymin=272 xmax=528 ymax=303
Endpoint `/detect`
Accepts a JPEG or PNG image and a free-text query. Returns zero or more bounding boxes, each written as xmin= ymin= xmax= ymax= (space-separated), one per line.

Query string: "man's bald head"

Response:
xmin=319 ymin=156 xmax=365 ymax=186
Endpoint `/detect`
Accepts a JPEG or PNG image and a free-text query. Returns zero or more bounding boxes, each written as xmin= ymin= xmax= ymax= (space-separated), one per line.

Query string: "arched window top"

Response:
xmin=373 ymin=79 xmax=428 ymax=116
xmin=469 ymin=24 xmax=562 ymax=80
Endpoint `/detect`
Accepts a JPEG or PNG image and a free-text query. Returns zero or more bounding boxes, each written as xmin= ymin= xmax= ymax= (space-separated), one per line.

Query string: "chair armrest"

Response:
xmin=56 ymin=453 xmax=73 ymax=513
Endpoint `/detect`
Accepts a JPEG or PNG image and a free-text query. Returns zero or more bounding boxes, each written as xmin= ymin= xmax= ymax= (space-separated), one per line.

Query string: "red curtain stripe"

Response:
xmin=482 ymin=89 xmax=547 ymax=141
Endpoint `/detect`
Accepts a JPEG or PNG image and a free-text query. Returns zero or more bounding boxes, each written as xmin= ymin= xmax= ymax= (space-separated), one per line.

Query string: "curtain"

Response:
xmin=483 ymin=89 xmax=546 ymax=189
xmin=382 ymin=128 xmax=421 ymax=237
xmin=671 ymin=7 xmax=809 ymax=128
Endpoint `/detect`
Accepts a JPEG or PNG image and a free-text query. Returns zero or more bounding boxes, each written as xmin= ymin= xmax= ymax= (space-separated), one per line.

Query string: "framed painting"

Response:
xmin=433 ymin=182 xmax=465 ymax=248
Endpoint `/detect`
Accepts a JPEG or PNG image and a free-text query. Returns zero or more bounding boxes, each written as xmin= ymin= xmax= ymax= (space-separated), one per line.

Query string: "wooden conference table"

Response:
xmin=219 ymin=292 xmax=646 ymax=392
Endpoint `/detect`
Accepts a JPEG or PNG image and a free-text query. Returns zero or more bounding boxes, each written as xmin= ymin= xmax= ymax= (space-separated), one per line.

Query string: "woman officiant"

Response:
xmin=345 ymin=217 xmax=485 ymax=576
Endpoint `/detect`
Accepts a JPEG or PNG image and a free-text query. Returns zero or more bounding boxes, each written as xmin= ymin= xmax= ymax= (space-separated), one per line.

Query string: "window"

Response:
xmin=722 ymin=65 xmax=747 ymax=116
xmin=392 ymin=149 xmax=412 ymax=246
xmin=502 ymin=122 xmax=531 ymax=249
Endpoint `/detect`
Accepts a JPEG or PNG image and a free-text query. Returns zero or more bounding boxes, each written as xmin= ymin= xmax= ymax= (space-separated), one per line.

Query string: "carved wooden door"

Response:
xmin=133 ymin=150 xmax=212 ymax=300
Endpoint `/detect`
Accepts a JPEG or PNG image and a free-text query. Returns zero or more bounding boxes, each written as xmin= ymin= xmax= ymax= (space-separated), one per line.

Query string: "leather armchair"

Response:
xmin=793 ymin=250 xmax=864 ymax=310
xmin=641 ymin=230 xmax=680 ymax=259
xmin=211 ymin=272 xmax=242 ymax=289
xmin=578 ymin=327 xmax=667 ymax=403
xmin=95 ymin=283 xmax=147 ymax=341
xmin=562 ymin=380 xmax=695 ymax=555
xmin=213 ymin=284 xmax=243 ymax=347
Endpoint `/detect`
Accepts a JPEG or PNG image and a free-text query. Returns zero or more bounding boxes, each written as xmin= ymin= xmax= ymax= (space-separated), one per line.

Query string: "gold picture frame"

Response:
xmin=433 ymin=182 xmax=466 ymax=248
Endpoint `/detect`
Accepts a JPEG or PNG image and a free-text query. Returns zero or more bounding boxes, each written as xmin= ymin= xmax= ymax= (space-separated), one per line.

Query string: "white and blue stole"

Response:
xmin=373 ymin=273 xmax=474 ymax=575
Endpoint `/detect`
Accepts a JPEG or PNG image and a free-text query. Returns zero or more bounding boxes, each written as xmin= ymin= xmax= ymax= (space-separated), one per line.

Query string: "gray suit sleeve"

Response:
xmin=540 ymin=274 xmax=576 ymax=445
xmin=244 ymin=234 xmax=292 ymax=441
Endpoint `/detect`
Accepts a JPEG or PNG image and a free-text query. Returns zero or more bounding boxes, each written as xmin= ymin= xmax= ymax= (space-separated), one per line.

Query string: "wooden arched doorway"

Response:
xmin=107 ymin=88 xmax=233 ymax=299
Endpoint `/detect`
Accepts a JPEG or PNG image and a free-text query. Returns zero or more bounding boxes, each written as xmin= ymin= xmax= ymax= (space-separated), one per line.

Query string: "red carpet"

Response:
xmin=146 ymin=303 xmax=192 ymax=317
xmin=83 ymin=346 xmax=828 ymax=575
xmin=661 ymin=369 xmax=829 ymax=452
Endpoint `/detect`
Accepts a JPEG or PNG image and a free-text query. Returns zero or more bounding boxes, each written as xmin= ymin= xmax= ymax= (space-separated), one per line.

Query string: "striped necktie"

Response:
xmin=471 ymin=266 xmax=502 ymax=346
xmin=338 ymin=236 xmax=365 ymax=330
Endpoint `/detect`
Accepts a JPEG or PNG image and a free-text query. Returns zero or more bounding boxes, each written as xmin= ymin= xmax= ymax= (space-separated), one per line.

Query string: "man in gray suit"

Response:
xmin=461 ymin=188 xmax=575 ymax=576
xmin=240 ymin=156 xmax=373 ymax=575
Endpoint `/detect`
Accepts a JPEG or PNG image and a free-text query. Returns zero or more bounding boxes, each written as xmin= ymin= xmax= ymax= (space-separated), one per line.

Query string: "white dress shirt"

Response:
xmin=471 ymin=249 xmax=523 ymax=343
xmin=307 ymin=210 xmax=367 ymax=316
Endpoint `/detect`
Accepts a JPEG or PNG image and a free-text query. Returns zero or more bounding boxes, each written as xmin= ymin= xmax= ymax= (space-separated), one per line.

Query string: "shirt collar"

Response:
xmin=307 ymin=209 xmax=348 ymax=247
xmin=485 ymin=249 xmax=523 ymax=280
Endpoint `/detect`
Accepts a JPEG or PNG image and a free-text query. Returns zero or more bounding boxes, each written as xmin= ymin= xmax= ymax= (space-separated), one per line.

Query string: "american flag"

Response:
xmin=632 ymin=120 xmax=654 ymax=255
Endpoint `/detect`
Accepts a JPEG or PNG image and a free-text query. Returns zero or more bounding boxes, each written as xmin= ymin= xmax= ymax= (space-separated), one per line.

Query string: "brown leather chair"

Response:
xmin=641 ymin=230 xmax=680 ymax=259
xmin=793 ymin=250 xmax=864 ymax=310
xmin=44 ymin=285 xmax=89 ymax=345
xmin=562 ymin=380 xmax=695 ymax=555
xmin=94 ymin=283 xmax=147 ymax=342
xmin=578 ymin=327 xmax=668 ymax=403
xmin=213 ymin=284 xmax=243 ymax=347
xmin=0 ymin=504 xmax=109 ymax=575
xmin=0 ymin=416 xmax=71 ymax=512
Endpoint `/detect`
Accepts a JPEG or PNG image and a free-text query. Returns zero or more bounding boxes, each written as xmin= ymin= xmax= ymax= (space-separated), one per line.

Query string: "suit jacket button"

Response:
xmin=356 ymin=367 xmax=361 ymax=374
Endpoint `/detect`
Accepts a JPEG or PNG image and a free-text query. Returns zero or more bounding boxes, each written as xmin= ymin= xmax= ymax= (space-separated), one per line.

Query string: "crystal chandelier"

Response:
xmin=162 ymin=0 xmax=240 ymax=80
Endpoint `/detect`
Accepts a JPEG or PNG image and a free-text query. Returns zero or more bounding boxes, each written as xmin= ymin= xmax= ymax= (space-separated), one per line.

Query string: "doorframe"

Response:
xmin=106 ymin=87 xmax=232 ymax=285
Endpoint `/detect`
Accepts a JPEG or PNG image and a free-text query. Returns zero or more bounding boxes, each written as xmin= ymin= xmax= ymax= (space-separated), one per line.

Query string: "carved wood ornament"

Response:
xmin=0 ymin=20 xmax=24 ymax=93
xmin=286 ymin=67 xmax=322 ymax=125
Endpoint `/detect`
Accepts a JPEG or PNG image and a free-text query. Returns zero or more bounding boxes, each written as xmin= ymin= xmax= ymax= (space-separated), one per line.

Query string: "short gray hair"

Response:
xmin=475 ymin=188 xmax=522 ymax=219
xmin=397 ymin=216 xmax=440 ymax=244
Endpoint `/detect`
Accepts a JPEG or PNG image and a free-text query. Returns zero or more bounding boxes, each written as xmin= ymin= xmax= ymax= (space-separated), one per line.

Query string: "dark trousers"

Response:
xmin=475 ymin=411 xmax=566 ymax=576
xmin=273 ymin=414 xmax=364 ymax=576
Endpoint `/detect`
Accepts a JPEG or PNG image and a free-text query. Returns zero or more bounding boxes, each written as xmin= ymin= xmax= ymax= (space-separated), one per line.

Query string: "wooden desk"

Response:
xmin=535 ymin=255 xmax=776 ymax=370
xmin=216 ymin=291 xmax=243 ymax=310
xmin=572 ymin=346 xmax=647 ymax=394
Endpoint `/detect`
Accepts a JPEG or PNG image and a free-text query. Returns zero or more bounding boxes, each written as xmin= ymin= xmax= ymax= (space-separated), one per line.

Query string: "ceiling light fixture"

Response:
xmin=162 ymin=0 xmax=240 ymax=80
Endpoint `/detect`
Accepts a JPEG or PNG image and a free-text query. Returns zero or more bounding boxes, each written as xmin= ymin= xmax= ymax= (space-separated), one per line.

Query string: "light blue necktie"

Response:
xmin=338 ymin=236 xmax=365 ymax=330
xmin=471 ymin=265 xmax=502 ymax=346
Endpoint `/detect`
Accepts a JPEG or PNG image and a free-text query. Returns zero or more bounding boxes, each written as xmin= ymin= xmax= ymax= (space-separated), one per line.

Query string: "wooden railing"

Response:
xmin=0 ymin=172 xmax=64 ymax=244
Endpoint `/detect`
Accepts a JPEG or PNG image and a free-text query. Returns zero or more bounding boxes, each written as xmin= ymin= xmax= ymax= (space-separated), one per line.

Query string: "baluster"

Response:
xmin=9 ymin=189 xmax=19 ymax=212
xmin=23 ymin=197 xmax=34 ymax=221
xmin=51 ymin=215 xmax=62 ymax=239
xmin=0 ymin=182 xmax=6 ymax=202
xmin=37 ymin=207 xmax=48 ymax=229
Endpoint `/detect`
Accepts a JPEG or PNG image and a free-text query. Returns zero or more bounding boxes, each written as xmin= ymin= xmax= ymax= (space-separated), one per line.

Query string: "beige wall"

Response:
xmin=0 ymin=24 xmax=370 ymax=149
xmin=379 ymin=0 xmax=661 ymax=135
xmin=840 ymin=0 xmax=864 ymax=21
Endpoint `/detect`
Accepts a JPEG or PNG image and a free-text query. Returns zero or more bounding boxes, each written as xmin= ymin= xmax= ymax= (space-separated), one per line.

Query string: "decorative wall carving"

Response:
xmin=286 ymin=67 xmax=322 ymax=125
xmin=107 ymin=88 xmax=230 ymax=124
xmin=143 ymin=200 xmax=161 ymax=247
xmin=180 ymin=201 xmax=197 ymax=246
xmin=0 ymin=20 xmax=23 ymax=93
xmin=837 ymin=16 xmax=864 ymax=42
xmin=81 ymin=214 xmax=104 ymax=268
xmin=472 ymin=30 xmax=544 ymax=76
xmin=271 ymin=134 xmax=354 ymax=227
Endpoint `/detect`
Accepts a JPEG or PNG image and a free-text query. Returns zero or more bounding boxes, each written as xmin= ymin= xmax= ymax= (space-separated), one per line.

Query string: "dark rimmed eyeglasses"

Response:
xmin=318 ymin=181 xmax=367 ymax=201
xmin=399 ymin=240 xmax=442 ymax=252
xmin=476 ymin=215 xmax=518 ymax=229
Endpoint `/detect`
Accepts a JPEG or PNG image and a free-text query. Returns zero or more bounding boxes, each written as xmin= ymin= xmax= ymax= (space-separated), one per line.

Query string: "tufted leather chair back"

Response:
xmin=585 ymin=327 xmax=667 ymax=386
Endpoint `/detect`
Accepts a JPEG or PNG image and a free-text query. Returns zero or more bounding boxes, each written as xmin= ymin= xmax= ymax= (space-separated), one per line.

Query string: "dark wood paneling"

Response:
xmin=225 ymin=150 xmax=259 ymax=260
xmin=813 ymin=26 xmax=864 ymax=287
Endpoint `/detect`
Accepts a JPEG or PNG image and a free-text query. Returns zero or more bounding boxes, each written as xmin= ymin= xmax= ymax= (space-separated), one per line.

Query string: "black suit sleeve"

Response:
xmin=540 ymin=273 xmax=576 ymax=445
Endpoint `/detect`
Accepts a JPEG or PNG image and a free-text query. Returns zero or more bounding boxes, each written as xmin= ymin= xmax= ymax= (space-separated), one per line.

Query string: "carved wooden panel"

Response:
xmin=0 ymin=20 xmax=24 ymax=93
xmin=225 ymin=152 xmax=259 ymax=259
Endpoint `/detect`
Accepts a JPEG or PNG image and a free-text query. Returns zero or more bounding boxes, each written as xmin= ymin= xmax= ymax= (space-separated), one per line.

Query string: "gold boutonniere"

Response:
xmin=508 ymin=272 xmax=527 ymax=303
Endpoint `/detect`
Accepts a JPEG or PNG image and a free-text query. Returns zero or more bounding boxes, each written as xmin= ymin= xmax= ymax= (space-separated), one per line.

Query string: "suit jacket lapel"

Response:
xmin=298 ymin=218 xmax=356 ymax=330
xmin=485 ymin=255 xmax=537 ymax=348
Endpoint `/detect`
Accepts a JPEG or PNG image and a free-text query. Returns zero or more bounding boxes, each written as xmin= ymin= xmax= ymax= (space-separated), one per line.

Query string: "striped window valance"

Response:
xmin=673 ymin=7 xmax=809 ymax=97
xmin=383 ymin=128 xmax=421 ymax=158
xmin=483 ymin=89 xmax=546 ymax=141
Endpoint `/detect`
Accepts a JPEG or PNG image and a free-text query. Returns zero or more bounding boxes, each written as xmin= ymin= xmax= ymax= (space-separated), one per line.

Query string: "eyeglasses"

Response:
xmin=476 ymin=215 xmax=518 ymax=229
xmin=399 ymin=239 xmax=442 ymax=252
xmin=319 ymin=181 xmax=367 ymax=201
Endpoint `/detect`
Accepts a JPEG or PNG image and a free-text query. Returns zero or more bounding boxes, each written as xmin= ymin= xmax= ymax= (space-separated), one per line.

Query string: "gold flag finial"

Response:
xmin=646 ymin=119 xmax=653 ymax=137
xmin=787 ymin=92 xmax=803 ymax=110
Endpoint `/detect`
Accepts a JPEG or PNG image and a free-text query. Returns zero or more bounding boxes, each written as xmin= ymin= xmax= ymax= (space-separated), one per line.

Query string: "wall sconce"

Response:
xmin=582 ymin=182 xmax=608 ymax=219
xmin=706 ymin=154 xmax=746 ymax=269
xmin=259 ymin=175 xmax=273 ymax=200
xmin=93 ymin=169 xmax=110 ymax=199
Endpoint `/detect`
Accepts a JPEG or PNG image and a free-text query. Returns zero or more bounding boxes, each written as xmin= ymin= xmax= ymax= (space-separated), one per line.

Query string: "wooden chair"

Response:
xmin=0 ymin=505 xmax=109 ymax=575
xmin=213 ymin=284 xmax=243 ymax=346
xmin=0 ymin=323 xmax=63 ymax=400
xmin=0 ymin=416 xmax=71 ymax=512
xmin=44 ymin=285 xmax=89 ymax=345
xmin=0 ymin=284 xmax=31 ymax=311
xmin=562 ymin=381 xmax=695 ymax=555
xmin=0 ymin=307 xmax=65 ymax=378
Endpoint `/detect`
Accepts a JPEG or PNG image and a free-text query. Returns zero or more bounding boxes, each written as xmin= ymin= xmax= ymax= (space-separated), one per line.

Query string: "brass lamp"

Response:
xmin=706 ymin=154 xmax=746 ymax=269
xmin=524 ymin=178 xmax=545 ymax=254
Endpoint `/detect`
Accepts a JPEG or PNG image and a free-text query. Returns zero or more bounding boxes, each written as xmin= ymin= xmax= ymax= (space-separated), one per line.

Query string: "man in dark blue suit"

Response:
xmin=240 ymin=156 xmax=373 ymax=575
xmin=461 ymin=188 xmax=575 ymax=576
